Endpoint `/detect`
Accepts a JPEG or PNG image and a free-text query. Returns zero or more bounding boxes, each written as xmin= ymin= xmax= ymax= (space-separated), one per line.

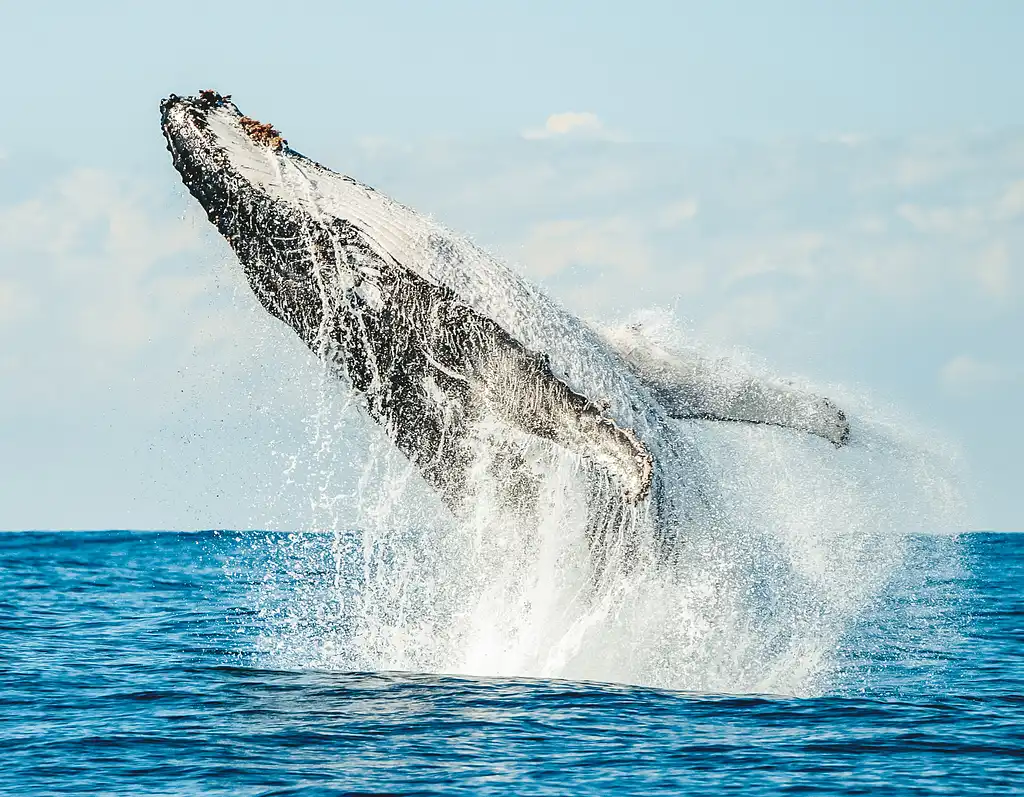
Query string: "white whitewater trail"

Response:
xmin=239 ymin=304 xmax=965 ymax=698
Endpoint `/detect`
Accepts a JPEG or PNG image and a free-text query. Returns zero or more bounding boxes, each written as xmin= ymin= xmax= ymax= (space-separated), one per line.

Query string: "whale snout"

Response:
xmin=161 ymin=89 xmax=230 ymax=114
xmin=159 ymin=93 xmax=203 ymax=143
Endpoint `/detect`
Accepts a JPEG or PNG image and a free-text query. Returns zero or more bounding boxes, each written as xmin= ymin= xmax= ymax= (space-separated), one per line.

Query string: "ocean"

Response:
xmin=1 ymin=529 xmax=1019 ymax=795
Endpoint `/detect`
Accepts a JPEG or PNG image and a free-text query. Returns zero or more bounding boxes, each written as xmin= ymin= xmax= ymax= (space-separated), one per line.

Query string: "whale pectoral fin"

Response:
xmin=477 ymin=337 xmax=653 ymax=503
xmin=666 ymin=374 xmax=851 ymax=447
xmin=606 ymin=327 xmax=850 ymax=447
xmin=421 ymin=301 xmax=653 ymax=504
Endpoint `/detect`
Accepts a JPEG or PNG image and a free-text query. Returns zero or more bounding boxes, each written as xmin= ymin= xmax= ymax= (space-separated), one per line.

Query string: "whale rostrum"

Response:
xmin=161 ymin=90 xmax=849 ymax=565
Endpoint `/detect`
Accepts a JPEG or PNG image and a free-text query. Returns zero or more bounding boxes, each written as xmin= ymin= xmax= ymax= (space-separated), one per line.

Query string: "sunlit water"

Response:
xmin=1 ymin=530 xmax=1020 ymax=795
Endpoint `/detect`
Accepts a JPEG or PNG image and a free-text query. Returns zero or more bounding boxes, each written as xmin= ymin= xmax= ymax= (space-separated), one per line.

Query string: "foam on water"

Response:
xmin=233 ymin=296 xmax=965 ymax=697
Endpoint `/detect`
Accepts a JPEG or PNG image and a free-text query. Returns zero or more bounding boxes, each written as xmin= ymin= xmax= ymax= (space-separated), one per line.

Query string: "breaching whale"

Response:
xmin=161 ymin=90 xmax=849 ymax=570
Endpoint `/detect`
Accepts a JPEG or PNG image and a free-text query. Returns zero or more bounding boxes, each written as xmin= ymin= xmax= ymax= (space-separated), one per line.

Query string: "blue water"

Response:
xmin=1 ymin=530 xmax=1020 ymax=795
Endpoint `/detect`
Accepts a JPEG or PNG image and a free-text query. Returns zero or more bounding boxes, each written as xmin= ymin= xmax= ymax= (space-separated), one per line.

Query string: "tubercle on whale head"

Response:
xmin=198 ymin=88 xmax=231 ymax=107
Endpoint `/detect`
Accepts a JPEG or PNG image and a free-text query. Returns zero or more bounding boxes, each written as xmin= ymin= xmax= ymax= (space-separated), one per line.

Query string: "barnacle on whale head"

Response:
xmin=239 ymin=115 xmax=285 ymax=151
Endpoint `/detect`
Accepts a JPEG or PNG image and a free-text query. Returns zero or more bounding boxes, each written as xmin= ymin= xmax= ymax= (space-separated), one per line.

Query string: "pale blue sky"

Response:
xmin=1 ymin=1 xmax=1021 ymax=530
xmin=3 ymin=1 xmax=1023 ymax=158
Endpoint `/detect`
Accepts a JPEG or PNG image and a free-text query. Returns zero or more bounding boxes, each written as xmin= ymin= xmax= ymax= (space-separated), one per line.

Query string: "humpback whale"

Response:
xmin=161 ymin=90 xmax=849 ymax=570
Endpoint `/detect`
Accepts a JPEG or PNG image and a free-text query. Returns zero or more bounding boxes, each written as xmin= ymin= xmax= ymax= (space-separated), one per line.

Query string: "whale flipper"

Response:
xmin=605 ymin=324 xmax=850 ymax=446
xmin=369 ymin=279 xmax=654 ymax=506
xmin=472 ymin=327 xmax=654 ymax=503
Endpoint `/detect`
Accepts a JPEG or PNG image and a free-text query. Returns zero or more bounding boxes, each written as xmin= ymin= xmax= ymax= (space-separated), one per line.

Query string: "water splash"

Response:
xmin=234 ymin=304 xmax=965 ymax=697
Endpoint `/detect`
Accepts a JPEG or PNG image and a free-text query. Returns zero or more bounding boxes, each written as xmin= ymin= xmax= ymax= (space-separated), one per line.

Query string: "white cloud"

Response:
xmin=896 ymin=176 xmax=1024 ymax=238
xmin=0 ymin=279 xmax=36 ymax=332
xmin=520 ymin=216 xmax=653 ymax=279
xmin=522 ymin=111 xmax=609 ymax=140
xmin=656 ymin=199 xmax=699 ymax=228
xmin=940 ymin=355 xmax=1019 ymax=398
xmin=973 ymin=242 xmax=1013 ymax=299
xmin=354 ymin=135 xmax=415 ymax=159
xmin=705 ymin=293 xmax=784 ymax=342
xmin=835 ymin=133 xmax=867 ymax=147
xmin=883 ymin=138 xmax=979 ymax=189
xmin=848 ymin=242 xmax=928 ymax=297
xmin=819 ymin=132 xmax=869 ymax=147
xmin=995 ymin=180 xmax=1024 ymax=220
xmin=401 ymin=129 xmax=1021 ymax=346
xmin=896 ymin=202 xmax=985 ymax=237
xmin=721 ymin=231 xmax=826 ymax=289
xmin=0 ymin=169 xmax=248 ymax=388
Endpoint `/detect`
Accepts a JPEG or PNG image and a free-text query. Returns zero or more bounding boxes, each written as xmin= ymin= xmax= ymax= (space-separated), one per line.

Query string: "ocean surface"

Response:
xmin=1 ymin=529 xmax=1020 ymax=795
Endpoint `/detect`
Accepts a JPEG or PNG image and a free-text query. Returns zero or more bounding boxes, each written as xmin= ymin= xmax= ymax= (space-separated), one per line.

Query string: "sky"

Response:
xmin=1 ymin=1 xmax=1022 ymax=530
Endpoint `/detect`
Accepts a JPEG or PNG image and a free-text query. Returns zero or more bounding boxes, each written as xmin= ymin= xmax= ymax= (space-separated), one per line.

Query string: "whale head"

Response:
xmin=160 ymin=89 xmax=384 ymax=350
xmin=161 ymin=91 xmax=312 ymax=332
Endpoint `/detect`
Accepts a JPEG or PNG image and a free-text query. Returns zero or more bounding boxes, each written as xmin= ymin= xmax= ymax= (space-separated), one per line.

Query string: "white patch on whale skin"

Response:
xmin=203 ymin=109 xmax=284 ymax=191
xmin=421 ymin=375 xmax=448 ymax=410
xmin=353 ymin=280 xmax=384 ymax=312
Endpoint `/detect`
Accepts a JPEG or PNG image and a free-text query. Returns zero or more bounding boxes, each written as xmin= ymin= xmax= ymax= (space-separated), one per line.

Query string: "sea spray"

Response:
xmin=236 ymin=307 xmax=965 ymax=697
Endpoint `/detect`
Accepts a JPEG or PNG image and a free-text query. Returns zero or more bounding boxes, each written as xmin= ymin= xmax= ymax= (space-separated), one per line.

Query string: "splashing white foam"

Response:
xmin=237 ymin=304 xmax=966 ymax=698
